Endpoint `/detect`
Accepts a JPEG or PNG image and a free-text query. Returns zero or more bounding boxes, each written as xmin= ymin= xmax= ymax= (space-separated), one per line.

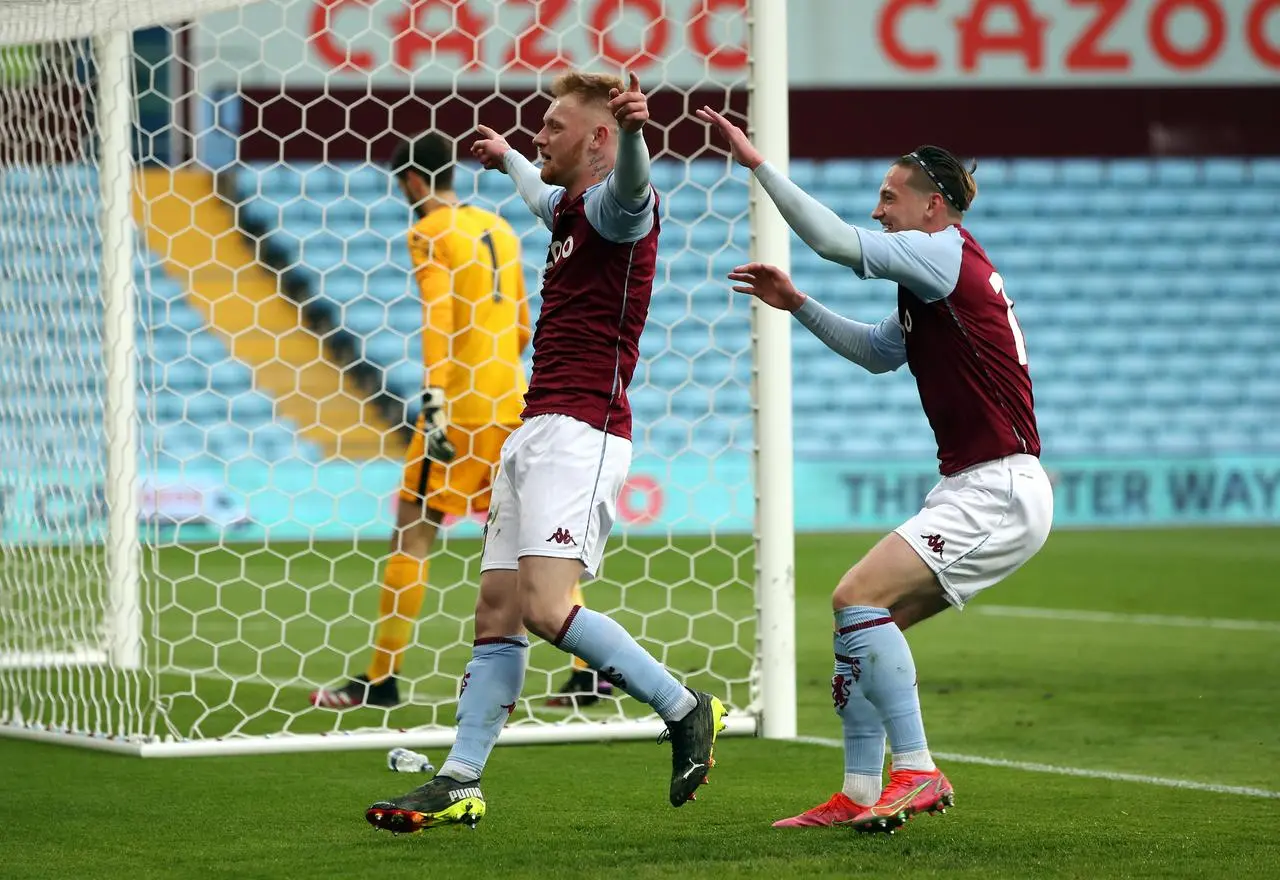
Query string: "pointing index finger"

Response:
xmin=476 ymin=124 xmax=499 ymax=139
xmin=628 ymin=71 xmax=641 ymax=94
xmin=702 ymin=107 xmax=730 ymax=128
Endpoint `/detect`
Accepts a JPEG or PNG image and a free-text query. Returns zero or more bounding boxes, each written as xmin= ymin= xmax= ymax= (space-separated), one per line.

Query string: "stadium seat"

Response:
xmin=202 ymin=156 xmax=1280 ymax=464
xmin=1250 ymin=158 xmax=1280 ymax=185
xmin=1010 ymin=159 xmax=1058 ymax=187
xmin=1202 ymin=158 xmax=1247 ymax=185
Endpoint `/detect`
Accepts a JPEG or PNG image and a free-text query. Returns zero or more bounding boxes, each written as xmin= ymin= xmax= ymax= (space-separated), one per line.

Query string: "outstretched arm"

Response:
xmin=471 ymin=124 xmax=563 ymax=229
xmin=587 ymin=73 xmax=656 ymax=243
xmin=794 ymin=297 xmax=905 ymax=375
xmin=755 ymin=165 xmax=961 ymax=300
xmin=503 ymin=150 xmax=562 ymax=229
xmin=698 ymin=107 xmax=962 ymax=301
xmin=696 ymin=107 xmax=863 ymax=268
xmin=752 ymin=161 xmax=864 ymax=269
xmin=727 ymin=262 xmax=905 ymax=374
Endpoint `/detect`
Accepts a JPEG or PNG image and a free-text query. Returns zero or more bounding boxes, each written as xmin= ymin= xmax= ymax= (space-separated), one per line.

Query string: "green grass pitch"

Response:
xmin=2 ymin=528 xmax=1279 ymax=879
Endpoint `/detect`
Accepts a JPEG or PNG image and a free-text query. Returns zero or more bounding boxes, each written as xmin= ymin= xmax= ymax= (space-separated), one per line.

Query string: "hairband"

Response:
xmin=909 ymin=151 xmax=964 ymax=212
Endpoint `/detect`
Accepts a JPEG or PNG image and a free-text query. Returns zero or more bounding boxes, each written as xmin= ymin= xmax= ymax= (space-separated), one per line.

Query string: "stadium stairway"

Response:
xmin=233 ymin=157 xmax=1280 ymax=463
xmin=134 ymin=167 xmax=401 ymax=461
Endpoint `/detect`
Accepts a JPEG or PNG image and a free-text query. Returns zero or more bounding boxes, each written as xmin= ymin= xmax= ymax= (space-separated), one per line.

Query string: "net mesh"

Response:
xmin=0 ymin=0 xmax=763 ymax=751
xmin=0 ymin=36 xmax=150 ymax=739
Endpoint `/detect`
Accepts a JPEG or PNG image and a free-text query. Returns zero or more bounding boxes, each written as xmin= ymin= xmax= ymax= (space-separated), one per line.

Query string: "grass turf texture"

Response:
xmin=2 ymin=528 xmax=1279 ymax=879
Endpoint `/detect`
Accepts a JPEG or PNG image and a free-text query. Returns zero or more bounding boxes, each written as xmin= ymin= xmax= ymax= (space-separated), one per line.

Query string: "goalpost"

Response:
xmin=0 ymin=0 xmax=794 ymax=757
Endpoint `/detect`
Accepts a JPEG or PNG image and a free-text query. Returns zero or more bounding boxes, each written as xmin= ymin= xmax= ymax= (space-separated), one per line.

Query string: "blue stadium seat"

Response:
xmin=207 ymin=156 xmax=1280 ymax=464
xmin=1251 ymin=158 xmax=1280 ymax=185
xmin=1059 ymin=160 xmax=1104 ymax=187
xmin=1010 ymin=159 xmax=1058 ymax=187
xmin=789 ymin=161 xmax=818 ymax=188
xmin=1154 ymin=160 xmax=1201 ymax=186
xmin=819 ymin=161 xmax=869 ymax=189
xmin=1132 ymin=189 xmax=1185 ymax=216
xmin=1202 ymin=158 xmax=1247 ymax=185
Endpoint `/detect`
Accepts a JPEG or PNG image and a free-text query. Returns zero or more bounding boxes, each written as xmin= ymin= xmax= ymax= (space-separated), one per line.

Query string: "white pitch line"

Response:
xmin=181 ymin=669 xmax=312 ymax=689
xmin=974 ymin=605 xmax=1280 ymax=634
xmin=795 ymin=737 xmax=1280 ymax=800
xmin=177 ymin=669 xmax=461 ymax=705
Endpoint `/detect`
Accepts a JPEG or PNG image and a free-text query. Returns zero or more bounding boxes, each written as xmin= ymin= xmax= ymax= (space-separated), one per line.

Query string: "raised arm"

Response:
xmin=756 ymin=166 xmax=962 ymax=300
xmin=586 ymin=73 xmax=656 ymax=244
xmin=471 ymin=124 xmax=563 ymax=229
xmin=503 ymin=150 xmax=562 ymax=229
xmin=728 ymin=261 xmax=905 ymax=375
xmin=695 ymin=107 xmax=863 ymax=268
xmin=586 ymin=128 xmax=656 ymax=243
xmin=698 ymin=107 xmax=962 ymax=301
xmin=751 ymin=161 xmax=866 ymax=268
xmin=608 ymin=128 xmax=652 ymax=207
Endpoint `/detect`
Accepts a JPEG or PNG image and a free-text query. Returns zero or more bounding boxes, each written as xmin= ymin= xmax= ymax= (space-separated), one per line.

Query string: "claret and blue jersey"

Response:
xmin=848 ymin=224 xmax=1042 ymax=475
xmin=517 ymin=170 xmax=661 ymax=441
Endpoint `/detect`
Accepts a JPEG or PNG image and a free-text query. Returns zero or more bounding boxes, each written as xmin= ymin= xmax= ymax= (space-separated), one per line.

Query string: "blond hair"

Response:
xmin=551 ymin=71 xmax=625 ymax=120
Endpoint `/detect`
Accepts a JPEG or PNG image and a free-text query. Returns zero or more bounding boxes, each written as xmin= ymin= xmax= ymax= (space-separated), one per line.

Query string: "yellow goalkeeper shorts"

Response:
xmin=400 ymin=421 xmax=515 ymax=517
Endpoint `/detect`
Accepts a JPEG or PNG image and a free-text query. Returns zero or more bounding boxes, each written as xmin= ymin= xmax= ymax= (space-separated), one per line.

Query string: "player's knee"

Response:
xmin=831 ymin=563 xmax=893 ymax=611
xmin=474 ymin=590 xmax=502 ymax=627
xmin=519 ymin=601 xmax=558 ymax=643
xmin=831 ymin=566 xmax=860 ymax=610
xmin=474 ymin=601 xmax=519 ymax=641
xmin=519 ymin=584 xmax=578 ymax=644
xmin=474 ymin=572 xmax=521 ymax=638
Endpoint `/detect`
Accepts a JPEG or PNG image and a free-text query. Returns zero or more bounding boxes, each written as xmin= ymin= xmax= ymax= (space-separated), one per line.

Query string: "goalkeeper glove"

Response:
xmin=420 ymin=387 xmax=457 ymax=464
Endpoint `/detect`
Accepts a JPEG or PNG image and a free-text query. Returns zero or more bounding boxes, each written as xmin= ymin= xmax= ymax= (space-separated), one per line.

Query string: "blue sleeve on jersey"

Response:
xmin=852 ymin=227 xmax=964 ymax=303
xmin=793 ymin=297 xmax=906 ymax=374
xmin=870 ymin=310 xmax=908 ymax=368
xmin=502 ymin=150 xmax=563 ymax=229
xmin=540 ymin=188 xmax=565 ymax=226
xmin=583 ymin=129 xmax=655 ymax=243
xmin=584 ymin=177 xmax=655 ymax=244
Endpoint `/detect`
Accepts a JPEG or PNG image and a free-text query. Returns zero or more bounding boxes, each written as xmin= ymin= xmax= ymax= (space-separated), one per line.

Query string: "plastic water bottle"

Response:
xmin=387 ymin=747 xmax=435 ymax=774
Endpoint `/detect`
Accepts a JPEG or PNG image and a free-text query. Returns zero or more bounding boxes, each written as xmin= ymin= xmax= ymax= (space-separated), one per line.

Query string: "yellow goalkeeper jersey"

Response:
xmin=407 ymin=203 xmax=530 ymax=427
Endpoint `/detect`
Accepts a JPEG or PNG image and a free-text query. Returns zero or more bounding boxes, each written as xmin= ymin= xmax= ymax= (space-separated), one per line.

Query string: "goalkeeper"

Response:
xmin=312 ymin=132 xmax=604 ymax=708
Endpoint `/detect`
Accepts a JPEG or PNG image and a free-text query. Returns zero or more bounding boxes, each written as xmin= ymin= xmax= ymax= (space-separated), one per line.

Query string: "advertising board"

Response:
xmin=194 ymin=0 xmax=1280 ymax=90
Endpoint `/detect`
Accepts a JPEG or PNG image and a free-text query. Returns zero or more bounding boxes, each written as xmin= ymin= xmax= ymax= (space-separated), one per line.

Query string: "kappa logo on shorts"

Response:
xmin=546 ymin=527 xmax=577 ymax=545
xmin=921 ymin=533 xmax=946 ymax=558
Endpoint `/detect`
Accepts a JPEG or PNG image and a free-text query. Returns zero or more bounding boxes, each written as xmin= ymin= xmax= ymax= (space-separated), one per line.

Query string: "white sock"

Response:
xmin=665 ymin=688 xmax=698 ymax=722
xmin=437 ymin=760 xmax=481 ymax=782
xmin=892 ymin=748 xmax=936 ymax=772
xmin=842 ymin=773 xmax=882 ymax=807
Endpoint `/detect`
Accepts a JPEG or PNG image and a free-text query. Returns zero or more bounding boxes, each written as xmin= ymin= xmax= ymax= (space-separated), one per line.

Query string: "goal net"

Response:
xmin=0 ymin=0 xmax=794 ymax=756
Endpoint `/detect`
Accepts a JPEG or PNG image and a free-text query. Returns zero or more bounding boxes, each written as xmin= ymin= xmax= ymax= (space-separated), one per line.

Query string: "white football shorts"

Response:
xmin=895 ymin=453 xmax=1054 ymax=608
xmin=480 ymin=413 xmax=632 ymax=578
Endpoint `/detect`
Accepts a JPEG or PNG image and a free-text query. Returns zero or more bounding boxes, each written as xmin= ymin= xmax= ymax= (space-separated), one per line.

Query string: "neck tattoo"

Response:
xmin=587 ymin=151 xmax=607 ymax=183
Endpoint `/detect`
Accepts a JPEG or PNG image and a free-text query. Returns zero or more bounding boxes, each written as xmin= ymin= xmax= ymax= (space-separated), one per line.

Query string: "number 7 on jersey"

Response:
xmin=990 ymin=272 xmax=1028 ymax=366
